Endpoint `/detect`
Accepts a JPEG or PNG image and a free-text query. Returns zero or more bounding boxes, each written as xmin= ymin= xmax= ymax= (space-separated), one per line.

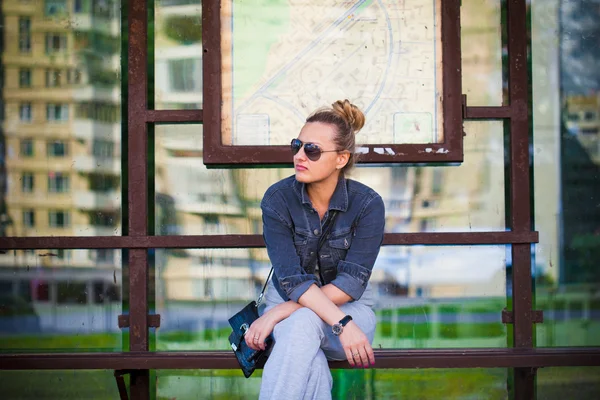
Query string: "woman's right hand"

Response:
xmin=244 ymin=313 xmax=277 ymax=351
xmin=338 ymin=321 xmax=375 ymax=368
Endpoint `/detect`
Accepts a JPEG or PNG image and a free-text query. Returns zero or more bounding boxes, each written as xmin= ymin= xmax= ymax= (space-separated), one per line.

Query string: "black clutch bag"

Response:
xmin=228 ymin=270 xmax=274 ymax=378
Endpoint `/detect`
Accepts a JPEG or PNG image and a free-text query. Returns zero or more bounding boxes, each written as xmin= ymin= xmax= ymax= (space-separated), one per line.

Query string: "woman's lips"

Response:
xmin=295 ymin=165 xmax=308 ymax=171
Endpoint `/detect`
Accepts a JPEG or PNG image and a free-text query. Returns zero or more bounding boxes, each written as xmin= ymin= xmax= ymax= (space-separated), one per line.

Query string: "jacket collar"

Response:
xmin=294 ymin=175 xmax=349 ymax=212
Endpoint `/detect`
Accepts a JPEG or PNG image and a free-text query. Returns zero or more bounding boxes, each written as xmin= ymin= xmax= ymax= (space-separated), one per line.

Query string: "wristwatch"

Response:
xmin=332 ymin=315 xmax=353 ymax=336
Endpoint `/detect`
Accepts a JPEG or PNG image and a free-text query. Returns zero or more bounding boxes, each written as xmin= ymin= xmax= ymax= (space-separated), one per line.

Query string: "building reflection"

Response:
xmin=0 ymin=1 xmax=597 ymax=355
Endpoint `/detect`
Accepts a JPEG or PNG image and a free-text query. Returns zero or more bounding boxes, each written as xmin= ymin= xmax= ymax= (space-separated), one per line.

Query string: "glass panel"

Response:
xmin=154 ymin=121 xmax=505 ymax=235
xmin=220 ymin=0 xmax=445 ymax=146
xmin=1 ymin=0 xmax=122 ymax=238
xmin=0 ymin=370 xmax=119 ymax=399
xmin=537 ymin=367 xmax=600 ymax=399
xmin=461 ymin=0 xmax=503 ymax=106
xmin=155 ymin=368 xmax=508 ymax=399
xmin=153 ymin=245 xmax=507 ymax=351
xmin=154 ymin=0 xmax=203 ymax=110
xmin=531 ymin=1 xmax=600 ymax=346
xmin=0 ymin=249 xmax=123 ymax=352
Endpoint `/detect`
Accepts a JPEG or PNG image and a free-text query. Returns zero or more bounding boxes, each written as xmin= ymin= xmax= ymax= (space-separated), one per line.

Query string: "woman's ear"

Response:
xmin=336 ymin=151 xmax=350 ymax=170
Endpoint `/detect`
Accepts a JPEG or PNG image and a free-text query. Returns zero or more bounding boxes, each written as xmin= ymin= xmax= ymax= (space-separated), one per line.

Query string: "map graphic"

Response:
xmin=220 ymin=0 xmax=444 ymax=146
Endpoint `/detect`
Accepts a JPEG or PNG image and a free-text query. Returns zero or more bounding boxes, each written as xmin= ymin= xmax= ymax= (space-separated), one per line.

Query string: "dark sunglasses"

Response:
xmin=290 ymin=138 xmax=340 ymax=162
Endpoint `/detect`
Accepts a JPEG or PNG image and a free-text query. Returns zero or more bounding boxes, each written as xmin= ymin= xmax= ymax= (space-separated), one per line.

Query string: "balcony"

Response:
xmin=177 ymin=200 xmax=242 ymax=216
xmin=71 ymin=14 xmax=120 ymax=35
xmin=73 ymin=155 xmax=120 ymax=175
xmin=73 ymin=119 xmax=120 ymax=142
xmin=74 ymin=86 xmax=120 ymax=103
xmin=74 ymin=191 xmax=120 ymax=211
xmin=73 ymin=225 xmax=121 ymax=237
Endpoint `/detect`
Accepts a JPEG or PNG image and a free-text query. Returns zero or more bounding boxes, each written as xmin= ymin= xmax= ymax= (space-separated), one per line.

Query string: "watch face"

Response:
xmin=332 ymin=323 xmax=342 ymax=336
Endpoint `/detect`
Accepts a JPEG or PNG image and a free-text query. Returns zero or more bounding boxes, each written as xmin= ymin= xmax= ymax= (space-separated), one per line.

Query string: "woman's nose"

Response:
xmin=294 ymin=146 xmax=307 ymax=161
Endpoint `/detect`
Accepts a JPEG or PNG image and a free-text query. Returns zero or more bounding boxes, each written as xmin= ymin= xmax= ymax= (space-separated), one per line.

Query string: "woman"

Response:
xmin=245 ymin=100 xmax=385 ymax=399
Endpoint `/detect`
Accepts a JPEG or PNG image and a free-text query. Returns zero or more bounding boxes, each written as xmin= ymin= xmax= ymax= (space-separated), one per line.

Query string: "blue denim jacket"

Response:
xmin=261 ymin=175 xmax=385 ymax=303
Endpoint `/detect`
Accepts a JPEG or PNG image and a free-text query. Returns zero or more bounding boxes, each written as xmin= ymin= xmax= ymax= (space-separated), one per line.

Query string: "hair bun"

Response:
xmin=332 ymin=99 xmax=365 ymax=133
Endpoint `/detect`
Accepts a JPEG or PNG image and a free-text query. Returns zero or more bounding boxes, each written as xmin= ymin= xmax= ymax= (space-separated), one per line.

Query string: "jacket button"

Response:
xmin=310 ymin=251 xmax=315 ymax=255
xmin=313 ymin=229 xmax=320 ymax=235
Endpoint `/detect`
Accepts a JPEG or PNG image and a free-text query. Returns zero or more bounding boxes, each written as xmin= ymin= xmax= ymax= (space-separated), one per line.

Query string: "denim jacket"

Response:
xmin=261 ymin=175 xmax=385 ymax=303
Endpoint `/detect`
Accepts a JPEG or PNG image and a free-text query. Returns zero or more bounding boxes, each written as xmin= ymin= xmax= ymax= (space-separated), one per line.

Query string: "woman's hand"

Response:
xmin=338 ymin=321 xmax=375 ymax=368
xmin=244 ymin=312 xmax=277 ymax=351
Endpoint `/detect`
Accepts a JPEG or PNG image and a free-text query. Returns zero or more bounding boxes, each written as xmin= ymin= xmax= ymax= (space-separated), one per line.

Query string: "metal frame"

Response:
xmin=1 ymin=1 xmax=600 ymax=400
xmin=202 ymin=0 xmax=464 ymax=166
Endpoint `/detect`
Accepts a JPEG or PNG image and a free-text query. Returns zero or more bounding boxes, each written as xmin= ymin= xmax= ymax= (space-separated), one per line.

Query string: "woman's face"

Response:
xmin=293 ymin=122 xmax=349 ymax=184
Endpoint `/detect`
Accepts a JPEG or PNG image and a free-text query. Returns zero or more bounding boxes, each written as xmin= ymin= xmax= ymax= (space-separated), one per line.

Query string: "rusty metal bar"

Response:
xmin=502 ymin=309 xmax=543 ymax=324
xmin=505 ymin=0 xmax=535 ymax=398
xmin=202 ymin=0 xmax=222 ymax=164
xmin=145 ymin=110 xmax=203 ymax=123
xmin=465 ymin=106 xmax=513 ymax=120
xmin=0 ymin=231 xmax=538 ymax=250
xmin=127 ymin=0 xmax=150 ymax=398
xmin=506 ymin=0 xmax=534 ymax=347
xmin=114 ymin=370 xmax=131 ymax=400
xmin=2 ymin=348 xmax=600 ymax=370
xmin=118 ymin=314 xmax=161 ymax=329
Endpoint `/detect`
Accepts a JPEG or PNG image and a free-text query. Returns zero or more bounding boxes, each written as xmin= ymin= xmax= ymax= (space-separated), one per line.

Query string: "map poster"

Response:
xmin=220 ymin=0 xmax=444 ymax=147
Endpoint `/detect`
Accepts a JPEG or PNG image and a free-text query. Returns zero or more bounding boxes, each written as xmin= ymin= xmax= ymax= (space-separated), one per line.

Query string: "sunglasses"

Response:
xmin=291 ymin=138 xmax=341 ymax=162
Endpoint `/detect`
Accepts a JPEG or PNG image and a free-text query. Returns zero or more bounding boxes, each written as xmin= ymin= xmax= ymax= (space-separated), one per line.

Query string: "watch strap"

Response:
xmin=339 ymin=315 xmax=352 ymax=327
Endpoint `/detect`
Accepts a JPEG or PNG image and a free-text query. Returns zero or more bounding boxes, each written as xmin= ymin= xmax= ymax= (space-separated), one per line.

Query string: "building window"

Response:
xmin=20 ymin=139 xmax=34 ymax=157
xmin=22 ymin=172 xmax=34 ymax=193
xmin=75 ymin=102 xmax=119 ymax=123
xmin=47 ymin=140 xmax=69 ymax=156
xmin=168 ymin=58 xmax=202 ymax=92
xmin=19 ymin=69 xmax=32 ymax=88
xmin=35 ymin=282 xmax=51 ymax=302
xmin=90 ymin=174 xmax=119 ymax=191
xmin=584 ymin=111 xmax=597 ymax=121
xmin=49 ymin=210 xmax=70 ymax=228
xmin=47 ymin=104 xmax=69 ymax=122
xmin=66 ymin=69 xmax=82 ymax=84
xmin=92 ymin=140 xmax=114 ymax=158
xmin=95 ymin=249 xmax=114 ymax=264
xmin=419 ymin=218 xmax=437 ymax=232
xmin=48 ymin=172 xmax=70 ymax=193
xmin=57 ymin=282 xmax=87 ymax=304
xmin=91 ymin=212 xmax=116 ymax=227
xmin=19 ymin=103 xmax=32 ymax=122
xmin=45 ymin=33 xmax=68 ymax=54
xmin=74 ymin=0 xmax=85 ymax=13
xmin=23 ymin=210 xmax=35 ymax=228
xmin=432 ymin=169 xmax=444 ymax=195
xmin=45 ymin=69 xmax=61 ymax=87
xmin=19 ymin=17 xmax=31 ymax=53
xmin=45 ymin=0 xmax=68 ymax=16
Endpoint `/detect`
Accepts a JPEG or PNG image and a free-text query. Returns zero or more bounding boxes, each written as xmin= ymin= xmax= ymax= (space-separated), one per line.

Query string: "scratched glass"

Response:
xmin=153 ymin=121 xmax=505 ymax=236
xmin=461 ymin=0 xmax=503 ymax=106
xmin=537 ymin=367 xmax=600 ymax=399
xmin=154 ymin=0 xmax=203 ymax=110
xmin=531 ymin=0 xmax=600 ymax=347
xmin=154 ymin=368 xmax=509 ymax=400
xmin=220 ymin=0 xmax=446 ymax=146
xmin=0 ymin=370 xmax=120 ymax=399
xmin=152 ymin=245 xmax=509 ymax=352
xmin=0 ymin=0 xmax=123 ymax=352
xmin=2 ymin=0 xmax=122 ymax=239
xmin=0 ymin=248 xmax=123 ymax=353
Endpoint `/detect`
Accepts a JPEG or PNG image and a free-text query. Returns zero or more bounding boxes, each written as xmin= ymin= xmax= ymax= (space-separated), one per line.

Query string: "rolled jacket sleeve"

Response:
xmin=330 ymin=194 xmax=385 ymax=300
xmin=261 ymin=203 xmax=320 ymax=302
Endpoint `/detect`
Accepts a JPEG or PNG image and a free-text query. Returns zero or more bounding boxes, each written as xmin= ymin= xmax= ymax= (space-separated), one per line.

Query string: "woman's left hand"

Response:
xmin=244 ymin=312 xmax=277 ymax=351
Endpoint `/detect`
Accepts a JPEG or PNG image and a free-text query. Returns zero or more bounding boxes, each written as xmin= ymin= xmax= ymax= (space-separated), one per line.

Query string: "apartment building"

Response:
xmin=0 ymin=0 xmax=122 ymax=316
